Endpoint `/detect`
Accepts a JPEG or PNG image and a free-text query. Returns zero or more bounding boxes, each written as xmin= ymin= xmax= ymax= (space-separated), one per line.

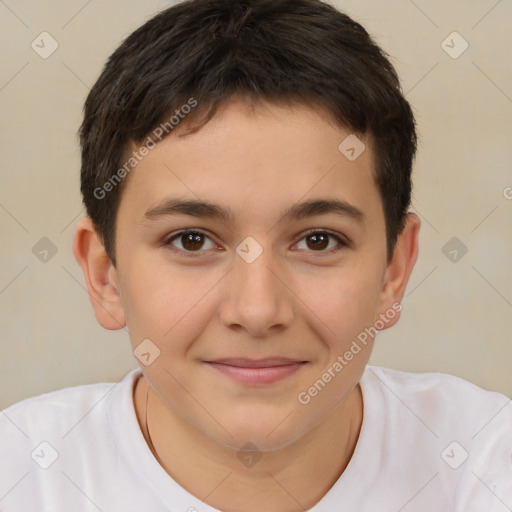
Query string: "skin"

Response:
xmin=73 ymin=98 xmax=420 ymax=511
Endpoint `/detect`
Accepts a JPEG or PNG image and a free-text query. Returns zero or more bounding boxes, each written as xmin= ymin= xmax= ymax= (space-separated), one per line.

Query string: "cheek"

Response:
xmin=296 ymin=264 xmax=382 ymax=343
xmin=120 ymin=260 xmax=220 ymax=352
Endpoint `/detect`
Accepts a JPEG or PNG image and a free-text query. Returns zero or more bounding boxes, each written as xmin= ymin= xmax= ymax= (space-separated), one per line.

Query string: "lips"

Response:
xmin=207 ymin=358 xmax=307 ymax=368
xmin=204 ymin=358 xmax=308 ymax=384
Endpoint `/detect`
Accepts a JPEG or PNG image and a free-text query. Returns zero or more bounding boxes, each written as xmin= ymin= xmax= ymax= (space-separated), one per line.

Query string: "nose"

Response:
xmin=218 ymin=247 xmax=295 ymax=337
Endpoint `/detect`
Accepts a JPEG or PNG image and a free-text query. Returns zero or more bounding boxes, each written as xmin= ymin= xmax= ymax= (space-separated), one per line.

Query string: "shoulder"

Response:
xmin=359 ymin=366 xmax=512 ymax=507
xmin=0 ymin=370 xmax=143 ymax=509
xmin=0 ymin=369 xmax=140 ymax=441
xmin=365 ymin=365 xmax=511 ymax=419
xmin=361 ymin=365 xmax=512 ymax=457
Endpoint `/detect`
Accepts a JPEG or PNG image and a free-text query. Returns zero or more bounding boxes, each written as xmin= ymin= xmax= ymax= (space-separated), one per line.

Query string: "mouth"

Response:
xmin=204 ymin=358 xmax=308 ymax=385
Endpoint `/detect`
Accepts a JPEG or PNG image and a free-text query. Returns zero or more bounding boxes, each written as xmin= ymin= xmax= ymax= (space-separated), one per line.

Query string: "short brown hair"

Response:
xmin=79 ymin=0 xmax=417 ymax=265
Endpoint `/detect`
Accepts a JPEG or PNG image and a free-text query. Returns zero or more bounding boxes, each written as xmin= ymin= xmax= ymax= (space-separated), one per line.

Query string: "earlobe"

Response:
xmin=376 ymin=213 xmax=421 ymax=329
xmin=72 ymin=217 xmax=126 ymax=330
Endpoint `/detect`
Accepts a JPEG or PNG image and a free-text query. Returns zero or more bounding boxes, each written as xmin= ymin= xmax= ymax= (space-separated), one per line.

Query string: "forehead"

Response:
xmin=117 ymin=100 xmax=383 ymax=228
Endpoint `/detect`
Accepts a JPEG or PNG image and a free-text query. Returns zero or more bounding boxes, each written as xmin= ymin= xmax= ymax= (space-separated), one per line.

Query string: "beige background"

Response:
xmin=0 ymin=0 xmax=511 ymax=408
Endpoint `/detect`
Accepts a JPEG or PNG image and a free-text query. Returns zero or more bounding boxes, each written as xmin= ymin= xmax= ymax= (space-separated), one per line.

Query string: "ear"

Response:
xmin=72 ymin=217 xmax=126 ymax=330
xmin=376 ymin=213 xmax=420 ymax=329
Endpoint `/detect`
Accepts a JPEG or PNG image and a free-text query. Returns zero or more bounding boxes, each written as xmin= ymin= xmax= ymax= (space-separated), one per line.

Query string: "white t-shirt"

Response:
xmin=0 ymin=366 xmax=510 ymax=511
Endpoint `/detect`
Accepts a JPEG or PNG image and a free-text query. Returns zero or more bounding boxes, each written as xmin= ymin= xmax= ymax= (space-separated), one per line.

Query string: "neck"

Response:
xmin=134 ymin=374 xmax=363 ymax=512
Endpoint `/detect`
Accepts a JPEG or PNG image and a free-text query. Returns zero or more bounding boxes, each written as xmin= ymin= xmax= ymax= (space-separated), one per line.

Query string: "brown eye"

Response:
xmin=306 ymin=233 xmax=329 ymax=250
xmin=166 ymin=230 xmax=216 ymax=254
xmin=182 ymin=232 xmax=204 ymax=251
xmin=295 ymin=230 xmax=346 ymax=253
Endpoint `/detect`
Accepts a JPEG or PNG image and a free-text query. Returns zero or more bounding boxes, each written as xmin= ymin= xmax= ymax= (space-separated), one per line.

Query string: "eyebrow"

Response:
xmin=143 ymin=197 xmax=364 ymax=224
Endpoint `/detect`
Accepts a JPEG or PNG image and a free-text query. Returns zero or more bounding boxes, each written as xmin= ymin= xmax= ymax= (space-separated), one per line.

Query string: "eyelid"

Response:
xmin=164 ymin=228 xmax=211 ymax=244
xmin=164 ymin=228 xmax=350 ymax=257
xmin=164 ymin=228 xmax=219 ymax=258
xmin=293 ymin=228 xmax=350 ymax=253
xmin=297 ymin=227 xmax=348 ymax=242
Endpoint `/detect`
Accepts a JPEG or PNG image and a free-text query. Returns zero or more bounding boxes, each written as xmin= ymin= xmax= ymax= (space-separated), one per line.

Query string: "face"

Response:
xmin=110 ymin=99 xmax=400 ymax=451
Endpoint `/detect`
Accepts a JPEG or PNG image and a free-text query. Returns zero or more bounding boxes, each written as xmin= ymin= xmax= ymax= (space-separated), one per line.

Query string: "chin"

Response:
xmin=209 ymin=416 xmax=312 ymax=453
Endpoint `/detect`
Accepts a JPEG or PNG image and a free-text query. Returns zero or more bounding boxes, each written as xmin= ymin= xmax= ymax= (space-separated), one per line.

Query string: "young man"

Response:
xmin=1 ymin=0 xmax=510 ymax=510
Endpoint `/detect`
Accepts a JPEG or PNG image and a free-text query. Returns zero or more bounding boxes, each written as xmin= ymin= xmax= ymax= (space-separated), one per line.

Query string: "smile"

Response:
xmin=204 ymin=359 xmax=308 ymax=385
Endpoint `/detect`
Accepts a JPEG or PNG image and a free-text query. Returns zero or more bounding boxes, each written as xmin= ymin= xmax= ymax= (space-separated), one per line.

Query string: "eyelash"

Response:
xmin=164 ymin=228 xmax=349 ymax=258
